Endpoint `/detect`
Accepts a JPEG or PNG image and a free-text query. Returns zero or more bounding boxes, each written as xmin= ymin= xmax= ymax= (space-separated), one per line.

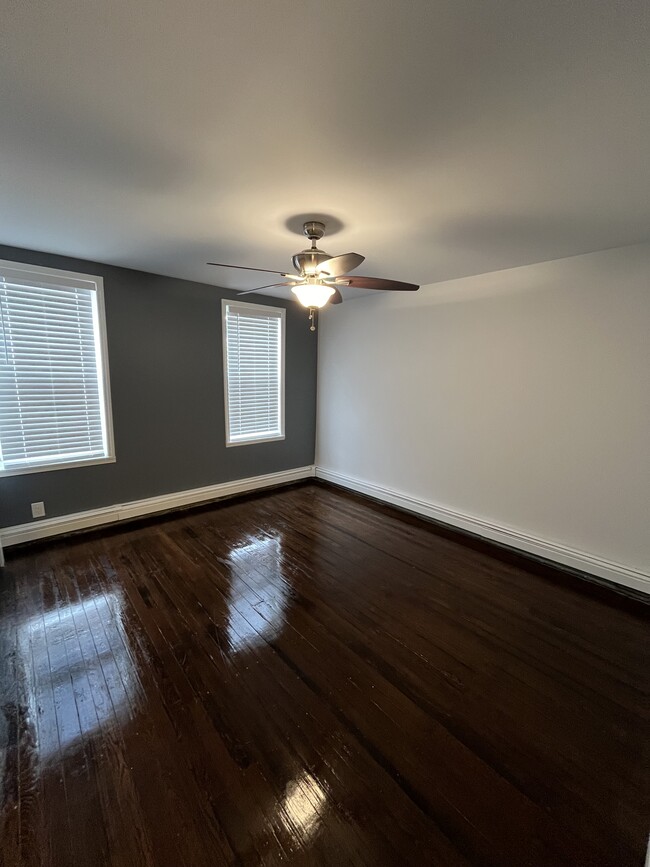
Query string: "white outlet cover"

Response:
xmin=31 ymin=502 xmax=46 ymax=518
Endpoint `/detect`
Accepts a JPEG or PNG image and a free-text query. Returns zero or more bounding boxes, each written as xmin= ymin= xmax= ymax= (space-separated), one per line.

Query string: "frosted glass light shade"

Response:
xmin=291 ymin=283 xmax=335 ymax=308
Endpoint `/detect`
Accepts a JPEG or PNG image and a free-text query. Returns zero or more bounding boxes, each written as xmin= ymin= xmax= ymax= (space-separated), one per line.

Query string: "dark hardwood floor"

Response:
xmin=1 ymin=483 xmax=648 ymax=866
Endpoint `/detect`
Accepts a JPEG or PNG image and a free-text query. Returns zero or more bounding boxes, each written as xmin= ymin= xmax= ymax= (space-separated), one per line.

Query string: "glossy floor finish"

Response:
xmin=1 ymin=484 xmax=648 ymax=866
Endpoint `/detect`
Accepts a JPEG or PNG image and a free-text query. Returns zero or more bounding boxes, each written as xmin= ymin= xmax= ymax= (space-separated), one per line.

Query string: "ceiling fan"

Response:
xmin=208 ymin=220 xmax=419 ymax=329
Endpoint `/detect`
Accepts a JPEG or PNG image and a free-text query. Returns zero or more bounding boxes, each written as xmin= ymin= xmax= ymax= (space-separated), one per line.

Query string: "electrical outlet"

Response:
xmin=31 ymin=502 xmax=46 ymax=519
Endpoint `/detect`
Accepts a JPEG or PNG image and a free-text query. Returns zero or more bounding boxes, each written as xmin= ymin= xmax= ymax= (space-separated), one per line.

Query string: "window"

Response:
xmin=222 ymin=300 xmax=285 ymax=446
xmin=0 ymin=260 xmax=114 ymax=476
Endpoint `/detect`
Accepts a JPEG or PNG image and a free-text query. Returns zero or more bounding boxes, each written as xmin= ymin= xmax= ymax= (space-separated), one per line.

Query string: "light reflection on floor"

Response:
xmin=226 ymin=534 xmax=289 ymax=653
xmin=17 ymin=589 xmax=136 ymax=761
xmin=281 ymin=771 xmax=328 ymax=842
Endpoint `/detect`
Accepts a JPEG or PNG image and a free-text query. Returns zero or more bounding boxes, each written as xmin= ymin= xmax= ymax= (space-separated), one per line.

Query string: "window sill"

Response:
xmin=0 ymin=455 xmax=116 ymax=479
xmin=226 ymin=434 xmax=285 ymax=448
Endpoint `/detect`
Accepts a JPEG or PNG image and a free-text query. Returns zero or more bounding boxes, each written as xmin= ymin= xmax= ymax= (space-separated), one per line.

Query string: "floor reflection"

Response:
xmin=281 ymin=771 xmax=328 ymax=842
xmin=226 ymin=534 xmax=289 ymax=654
xmin=18 ymin=588 xmax=137 ymax=761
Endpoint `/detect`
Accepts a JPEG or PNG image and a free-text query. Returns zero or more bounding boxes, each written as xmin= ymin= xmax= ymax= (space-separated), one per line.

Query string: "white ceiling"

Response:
xmin=1 ymin=0 xmax=649 ymax=300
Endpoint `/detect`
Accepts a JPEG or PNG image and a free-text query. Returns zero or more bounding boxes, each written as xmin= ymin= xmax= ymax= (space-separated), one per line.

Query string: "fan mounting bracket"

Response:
xmin=303 ymin=221 xmax=326 ymax=242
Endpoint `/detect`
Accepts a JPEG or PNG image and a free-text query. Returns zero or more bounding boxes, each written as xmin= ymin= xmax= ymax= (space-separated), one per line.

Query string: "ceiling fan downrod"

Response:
xmin=292 ymin=222 xmax=332 ymax=276
xmin=303 ymin=221 xmax=326 ymax=245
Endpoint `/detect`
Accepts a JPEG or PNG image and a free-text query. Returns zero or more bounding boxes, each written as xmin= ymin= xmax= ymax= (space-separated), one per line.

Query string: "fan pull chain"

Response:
xmin=308 ymin=307 xmax=317 ymax=332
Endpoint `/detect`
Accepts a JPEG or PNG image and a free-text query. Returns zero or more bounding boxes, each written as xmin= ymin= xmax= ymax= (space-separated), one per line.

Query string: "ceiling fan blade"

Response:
xmin=344 ymin=275 xmax=419 ymax=292
xmin=236 ymin=282 xmax=294 ymax=296
xmin=329 ymin=287 xmax=343 ymax=304
xmin=317 ymin=252 xmax=365 ymax=278
xmin=208 ymin=262 xmax=290 ymax=277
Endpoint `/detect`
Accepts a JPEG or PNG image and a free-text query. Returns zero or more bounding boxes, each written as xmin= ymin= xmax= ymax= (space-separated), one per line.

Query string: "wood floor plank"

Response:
xmin=0 ymin=562 xmax=21 ymax=866
xmin=1 ymin=482 xmax=647 ymax=866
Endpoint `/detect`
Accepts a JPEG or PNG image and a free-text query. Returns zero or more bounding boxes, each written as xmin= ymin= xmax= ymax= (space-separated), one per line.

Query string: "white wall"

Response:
xmin=316 ymin=243 xmax=650 ymax=593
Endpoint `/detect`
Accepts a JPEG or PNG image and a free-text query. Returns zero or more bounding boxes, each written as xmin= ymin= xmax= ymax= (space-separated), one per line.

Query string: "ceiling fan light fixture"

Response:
xmin=291 ymin=282 xmax=335 ymax=309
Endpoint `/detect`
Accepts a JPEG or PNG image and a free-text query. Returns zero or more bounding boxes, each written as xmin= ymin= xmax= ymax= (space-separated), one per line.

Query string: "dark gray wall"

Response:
xmin=0 ymin=244 xmax=317 ymax=527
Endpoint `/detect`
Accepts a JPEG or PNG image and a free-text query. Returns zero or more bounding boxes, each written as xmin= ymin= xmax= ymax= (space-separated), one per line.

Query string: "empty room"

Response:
xmin=0 ymin=1 xmax=648 ymax=865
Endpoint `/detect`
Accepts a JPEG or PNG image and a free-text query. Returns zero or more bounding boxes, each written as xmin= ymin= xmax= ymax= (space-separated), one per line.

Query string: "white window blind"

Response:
xmin=0 ymin=261 xmax=114 ymax=476
xmin=223 ymin=300 xmax=285 ymax=445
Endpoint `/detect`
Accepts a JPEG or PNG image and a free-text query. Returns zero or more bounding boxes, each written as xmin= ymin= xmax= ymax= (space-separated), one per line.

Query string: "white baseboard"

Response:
xmin=3 ymin=463 xmax=647 ymax=598
xmin=0 ymin=465 xmax=315 ymax=551
xmin=316 ymin=467 xmax=650 ymax=597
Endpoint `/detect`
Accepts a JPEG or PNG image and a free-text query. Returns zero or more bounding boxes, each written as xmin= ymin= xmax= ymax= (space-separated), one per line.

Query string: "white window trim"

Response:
xmin=221 ymin=298 xmax=286 ymax=447
xmin=0 ymin=258 xmax=116 ymax=477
